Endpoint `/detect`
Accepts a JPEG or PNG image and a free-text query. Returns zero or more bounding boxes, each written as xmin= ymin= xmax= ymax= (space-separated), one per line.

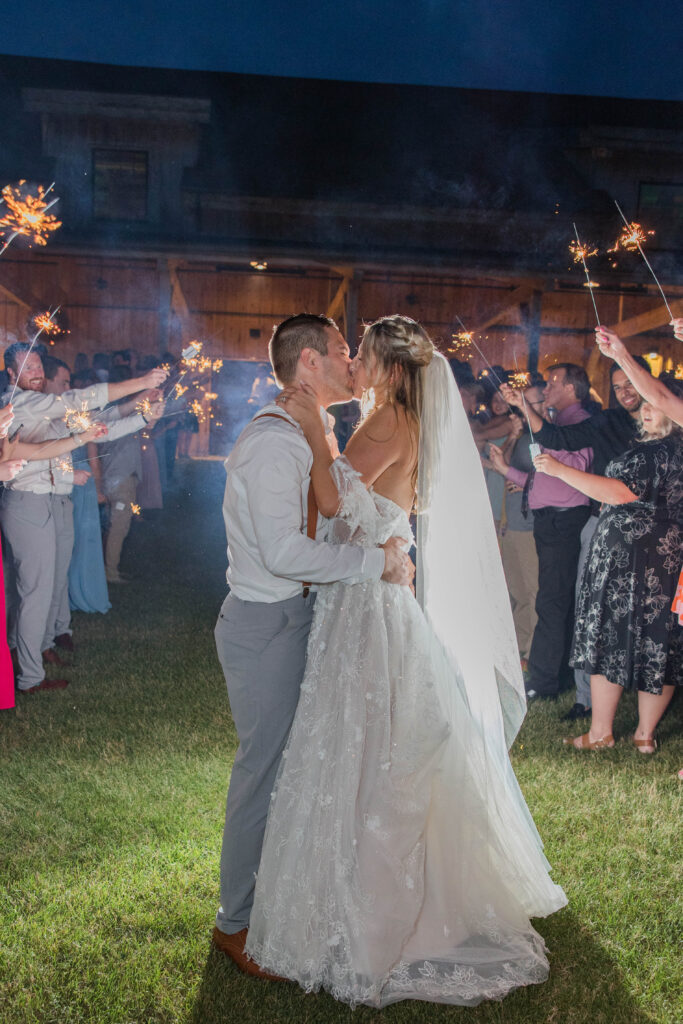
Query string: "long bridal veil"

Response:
xmin=417 ymin=351 xmax=526 ymax=748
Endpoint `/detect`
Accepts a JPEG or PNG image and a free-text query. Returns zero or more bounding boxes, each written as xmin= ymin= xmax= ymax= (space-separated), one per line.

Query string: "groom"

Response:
xmin=212 ymin=313 xmax=413 ymax=977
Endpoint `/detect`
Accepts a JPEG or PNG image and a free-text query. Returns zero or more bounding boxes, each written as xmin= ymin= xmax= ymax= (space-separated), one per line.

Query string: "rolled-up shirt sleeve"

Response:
xmin=244 ymin=435 xmax=385 ymax=585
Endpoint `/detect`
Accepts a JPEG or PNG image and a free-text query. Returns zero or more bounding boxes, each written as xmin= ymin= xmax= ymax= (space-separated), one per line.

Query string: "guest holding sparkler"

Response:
xmin=98 ymin=366 xmax=165 ymax=584
xmin=595 ymin=321 xmax=683 ymax=649
xmin=490 ymin=382 xmax=546 ymax=674
xmin=532 ymin=381 xmax=683 ymax=753
xmin=501 ymin=358 xmax=652 ymax=720
xmin=490 ymin=366 xmax=593 ymax=703
xmin=0 ymin=344 xmax=167 ymax=694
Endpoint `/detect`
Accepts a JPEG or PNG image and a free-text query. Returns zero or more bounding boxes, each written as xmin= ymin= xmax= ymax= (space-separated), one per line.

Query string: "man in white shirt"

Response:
xmin=1 ymin=344 xmax=166 ymax=693
xmin=213 ymin=314 xmax=413 ymax=976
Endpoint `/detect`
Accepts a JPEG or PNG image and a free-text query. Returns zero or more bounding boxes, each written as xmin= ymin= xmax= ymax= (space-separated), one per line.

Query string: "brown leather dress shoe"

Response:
xmin=42 ymin=648 xmax=66 ymax=666
xmin=54 ymin=633 xmax=75 ymax=653
xmin=20 ymin=678 xmax=69 ymax=693
xmin=211 ymin=927 xmax=288 ymax=982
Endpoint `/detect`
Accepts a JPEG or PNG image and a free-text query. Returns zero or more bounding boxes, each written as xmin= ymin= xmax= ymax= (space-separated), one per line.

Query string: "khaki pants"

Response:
xmin=501 ymin=528 xmax=538 ymax=660
xmin=104 ymin=476 xmax=138 ymax=580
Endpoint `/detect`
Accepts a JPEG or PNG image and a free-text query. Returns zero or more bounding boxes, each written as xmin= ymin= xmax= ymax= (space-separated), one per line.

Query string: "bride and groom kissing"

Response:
xmin=212 ymin=312 xmax=566 ymax=1008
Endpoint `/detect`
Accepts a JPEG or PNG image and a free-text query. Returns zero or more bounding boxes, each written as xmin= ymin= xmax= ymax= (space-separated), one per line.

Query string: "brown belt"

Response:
xmin=256 ymin=412 xmax=318 ymax=597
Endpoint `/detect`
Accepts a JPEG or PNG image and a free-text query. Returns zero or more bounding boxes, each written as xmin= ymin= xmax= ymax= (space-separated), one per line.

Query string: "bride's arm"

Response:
xmin=275 ymin=385 xmax=343 ymax=517
xmin=277 ymin=386 xmax=402 ymax=516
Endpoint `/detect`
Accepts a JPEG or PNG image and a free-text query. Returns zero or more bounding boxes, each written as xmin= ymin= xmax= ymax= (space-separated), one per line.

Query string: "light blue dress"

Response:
xmin=68 ymin=446 xmax=111 ymax=614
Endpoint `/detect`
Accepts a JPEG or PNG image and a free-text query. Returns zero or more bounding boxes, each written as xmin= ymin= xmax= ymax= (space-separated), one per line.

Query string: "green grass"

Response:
xmin=1 ymin=460 xmax=681 ymax=1024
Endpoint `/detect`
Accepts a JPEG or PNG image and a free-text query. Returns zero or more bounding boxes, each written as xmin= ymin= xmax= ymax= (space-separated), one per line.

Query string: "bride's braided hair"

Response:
xmin=360 ymin=315 xmax=435 ymax=491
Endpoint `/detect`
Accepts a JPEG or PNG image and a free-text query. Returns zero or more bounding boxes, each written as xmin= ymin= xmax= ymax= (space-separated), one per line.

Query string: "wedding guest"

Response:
xmin=596 ymin=321 xmax=683 ymax=639
xmin=491 ymin=365 xmax=593 ymax=701
xmin=92 ymin=352 xmax=110 ymax=383
xmin=481 ymin=389 xmax=515 ymax=535
xmin=533 ymin=385 xmax=683 ymax=753
xmin=493 ymin=385 xmax=546 ymax=672
xmin=99 ymin=367 xmax=165 ymax=583
xmin=501 ymin=359 xmax=650 ymax=719
xmin=0 ymin=343 xmax=166 ymax=693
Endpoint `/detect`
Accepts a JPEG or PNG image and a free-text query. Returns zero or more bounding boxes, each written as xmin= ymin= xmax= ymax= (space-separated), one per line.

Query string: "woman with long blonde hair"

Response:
xmin=245 ymin=315 xmax=566 ymax=1007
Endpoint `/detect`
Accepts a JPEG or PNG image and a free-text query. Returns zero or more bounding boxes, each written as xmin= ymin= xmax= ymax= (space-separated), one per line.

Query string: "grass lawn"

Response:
xmin=1 ymin=460 xmax=681 ymax=1024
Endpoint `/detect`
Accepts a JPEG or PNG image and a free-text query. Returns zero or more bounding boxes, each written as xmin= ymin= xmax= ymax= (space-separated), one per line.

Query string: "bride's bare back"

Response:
xmin=344 ymin=402 xmax=417 ymax=514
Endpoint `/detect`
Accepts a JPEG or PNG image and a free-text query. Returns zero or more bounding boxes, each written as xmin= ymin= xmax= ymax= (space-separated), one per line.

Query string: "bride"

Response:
xmin=244 ymin=315 xmax=566 ymax=1007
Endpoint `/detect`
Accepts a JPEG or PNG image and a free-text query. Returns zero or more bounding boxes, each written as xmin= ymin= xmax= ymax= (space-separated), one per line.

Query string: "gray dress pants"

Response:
xmin=573 ymin=514 xmax=599 ymax=707
xmin=1 ymin=491 xmax=73 ymax=690
xmin=214 ymin=590 xmax=316 ymax=935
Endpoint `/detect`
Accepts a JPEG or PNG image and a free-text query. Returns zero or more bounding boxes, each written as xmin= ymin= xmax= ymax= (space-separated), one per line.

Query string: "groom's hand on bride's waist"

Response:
xmin=380 ymin=537 xmax=415 ymax=587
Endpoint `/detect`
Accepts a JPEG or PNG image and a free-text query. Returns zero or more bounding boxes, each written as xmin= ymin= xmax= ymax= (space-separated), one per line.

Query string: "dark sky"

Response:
xmin=2 ymin=1 xmax=682 ymax=101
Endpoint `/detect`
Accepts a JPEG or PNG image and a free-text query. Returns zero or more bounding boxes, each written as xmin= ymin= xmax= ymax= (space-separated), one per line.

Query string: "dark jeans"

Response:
xmin=528 ymin=505 xmax=591 ymax=696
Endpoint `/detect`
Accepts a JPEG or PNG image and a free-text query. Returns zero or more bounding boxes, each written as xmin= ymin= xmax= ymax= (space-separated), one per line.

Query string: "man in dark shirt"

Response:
xmin=501 ymin=356 xmax=651 ymax=719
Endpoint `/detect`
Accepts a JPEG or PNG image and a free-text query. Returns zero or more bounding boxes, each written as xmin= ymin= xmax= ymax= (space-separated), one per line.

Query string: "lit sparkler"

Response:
xmin=9 ymin=306 xmax=62 ymax=402
xmin=56 ymin=458 xmax=72 ymax=474
xmin=174 ymin=383 xmax=188 ymax=398
xmin=0 ymin=181 xmax=61 ymax=256
xmin=454 ymin=316 xmax=504 ymax=386
xmin=513 ymin=350 xmax=541 ymax=458
xmin=569 ymin=239 xmax=598 ymax=264
xmin=572 ymin=224 xmax=601 ymax=326
xmin=131 ymin=503 xmax=141 ymax=516
xmin=135 ymin=397 xmax=153 ymax=418
xmin=508 ymin=371 xmax=531 ymax=390
xmin=611 ymin=201 xmax=673 ymax=320
xmin=28 ymin=309 xmax=69 ymax=345
xmin=64 ymin=403 xmax=94 ymax=433
xmin=449 ymin=329 xmax=474 ymax=357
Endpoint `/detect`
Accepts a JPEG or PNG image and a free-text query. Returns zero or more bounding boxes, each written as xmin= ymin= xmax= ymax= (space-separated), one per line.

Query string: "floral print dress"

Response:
xmin=571 ymin=434 xmax=683 ymax=693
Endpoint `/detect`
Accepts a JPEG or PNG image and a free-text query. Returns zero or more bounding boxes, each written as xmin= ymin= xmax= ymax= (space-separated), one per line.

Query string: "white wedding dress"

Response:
xmin=245 ymin=355 xmax=567 ymax=1008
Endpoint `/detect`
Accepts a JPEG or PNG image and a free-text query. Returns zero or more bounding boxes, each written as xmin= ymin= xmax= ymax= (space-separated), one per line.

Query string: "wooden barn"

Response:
xmin=1 ymin=54 xmax=682 ymax=451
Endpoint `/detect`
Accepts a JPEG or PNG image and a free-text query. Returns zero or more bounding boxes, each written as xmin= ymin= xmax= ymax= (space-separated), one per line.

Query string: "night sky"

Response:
xmin=2 ymin=0 xmax=682 ymax=101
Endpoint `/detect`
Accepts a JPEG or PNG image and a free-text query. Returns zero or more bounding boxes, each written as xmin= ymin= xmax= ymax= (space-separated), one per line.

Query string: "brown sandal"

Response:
xmin=632 ymin=737 xmax=657 ymax=754
xmin=563 ymin=732 xmax=614 ymax=750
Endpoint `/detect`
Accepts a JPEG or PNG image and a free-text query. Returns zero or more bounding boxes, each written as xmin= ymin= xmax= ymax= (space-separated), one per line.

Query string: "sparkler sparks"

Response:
xmin=55 ymin=458 xmax=72 ymax=474
xmin=130 ymin=503 xmax=141 ymax=516
xmin=608 ymin=221 xmax=654 ymax=253
xmin=569 ymin=239 xmax=598 ymax=264
xmin=0 ymin=181 xmax=61 ymax=256
xmin=508 ymin=371 xmax=531 ymax=390
xmin=449 ymin=330 xmax=474 ymax=357
xmin=64 ymin=404 xmax=94 ymax=433
xmin=612 ymin=201 xmax=673 ymax=320
xmin=135 ymin=397 xmax=152 ymax=418
xmin=572 ymin=223 xmax=601 ymax=326
xmin=174 ymin=383 xmax=188 ymax=398
xmin=28 ymin=309 xmax=69 ymax=345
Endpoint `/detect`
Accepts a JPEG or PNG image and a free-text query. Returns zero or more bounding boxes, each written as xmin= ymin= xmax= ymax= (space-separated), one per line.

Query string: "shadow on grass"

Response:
xmin=188 ymin=911 xmax=654 ymax=1024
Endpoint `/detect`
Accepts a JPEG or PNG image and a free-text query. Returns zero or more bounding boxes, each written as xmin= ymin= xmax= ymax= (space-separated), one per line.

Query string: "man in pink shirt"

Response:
xmin=489 ymin=364 xmax=593 ymax=700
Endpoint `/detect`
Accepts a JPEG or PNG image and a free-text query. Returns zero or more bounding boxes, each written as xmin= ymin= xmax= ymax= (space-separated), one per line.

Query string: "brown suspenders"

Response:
xmin=255 ymin=412 xmax=318 ymax=597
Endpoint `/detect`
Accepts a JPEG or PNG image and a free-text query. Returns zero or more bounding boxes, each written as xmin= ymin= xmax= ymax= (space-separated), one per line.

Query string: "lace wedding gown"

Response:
xmin=245 ymin=457 xmax=566 ymax=1008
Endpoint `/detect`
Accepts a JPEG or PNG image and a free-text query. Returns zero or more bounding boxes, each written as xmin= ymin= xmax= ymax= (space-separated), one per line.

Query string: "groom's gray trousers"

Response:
xmin=214 ymin=589 xmax=316 ymax=935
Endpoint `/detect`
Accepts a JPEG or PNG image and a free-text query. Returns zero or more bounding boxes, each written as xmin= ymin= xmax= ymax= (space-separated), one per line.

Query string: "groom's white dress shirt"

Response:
xmin=223 ymin=402 xmax=385 ymax=602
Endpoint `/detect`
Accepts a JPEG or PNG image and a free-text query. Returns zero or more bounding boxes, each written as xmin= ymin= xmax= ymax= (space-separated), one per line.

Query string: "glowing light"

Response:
xmin=174 ymin=383 xmax=188 ymax=398
xmin=56 ymin=458 xmax=72 ymax=473
xmin=508 ymin=371 xmax=531 ymax=390
xmin=130 ymin=503 xmax=141 ymax=516
xmin=64 ymin=403 xmax=93 ymax=433
xmin=29 ymin=310 xmax=68 ymax=339
xmin=583 ymin=280 xmax=600 ymax=288
xmin=449 ymin=330 xmax=474 ymax=356
xmin=674 ymin=364 xmax=683 ymax=380
xmin=569 ymin=240 xmax=598 ymax=264
xmin=0 ymin=181 xmax=61 ymax=255
xmin=135 ymin=397 xmax=152 ymax=418
xmin=608 ymin=221 xmax=654 ymax=253
xmin=249 ymin=260 xmax=268 ymax=271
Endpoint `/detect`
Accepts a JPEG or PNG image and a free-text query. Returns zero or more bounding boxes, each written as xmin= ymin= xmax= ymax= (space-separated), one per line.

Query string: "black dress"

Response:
xmin=571 ymin=434 xmax=683 ymax=693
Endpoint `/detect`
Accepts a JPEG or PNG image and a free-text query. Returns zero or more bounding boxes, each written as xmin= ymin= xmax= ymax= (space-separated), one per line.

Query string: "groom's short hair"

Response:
xmin=269 ymin=313 xmax=337 ymax=386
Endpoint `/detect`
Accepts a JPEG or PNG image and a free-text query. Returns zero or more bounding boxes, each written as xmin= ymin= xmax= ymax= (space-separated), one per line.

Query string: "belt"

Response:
xmin=532 ymin=505 xmax=589 ymax=516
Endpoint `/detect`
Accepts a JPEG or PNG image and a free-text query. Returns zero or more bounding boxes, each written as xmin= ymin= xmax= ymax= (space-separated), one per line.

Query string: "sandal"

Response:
xmin=632 ymin=737 xmax=657 ymax=755
xmin=563 ymin=732 xmax=614 ymax=750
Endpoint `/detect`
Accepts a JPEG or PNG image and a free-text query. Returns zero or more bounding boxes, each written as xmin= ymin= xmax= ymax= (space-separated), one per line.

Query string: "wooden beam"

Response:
xmin=470 ymin=279 xmax=545 ymax=333
xmin=0 ymin=279 xmax=33 ymax=312
xmin=607 ymin=298 xmax=683 ymax=339
xmin=326 ymin=273 xmax=350 ymax=322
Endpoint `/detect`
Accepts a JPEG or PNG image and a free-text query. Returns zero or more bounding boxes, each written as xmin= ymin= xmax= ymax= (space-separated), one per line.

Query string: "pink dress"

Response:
xmin=0 ymin=539 xmax=15 ymax=710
